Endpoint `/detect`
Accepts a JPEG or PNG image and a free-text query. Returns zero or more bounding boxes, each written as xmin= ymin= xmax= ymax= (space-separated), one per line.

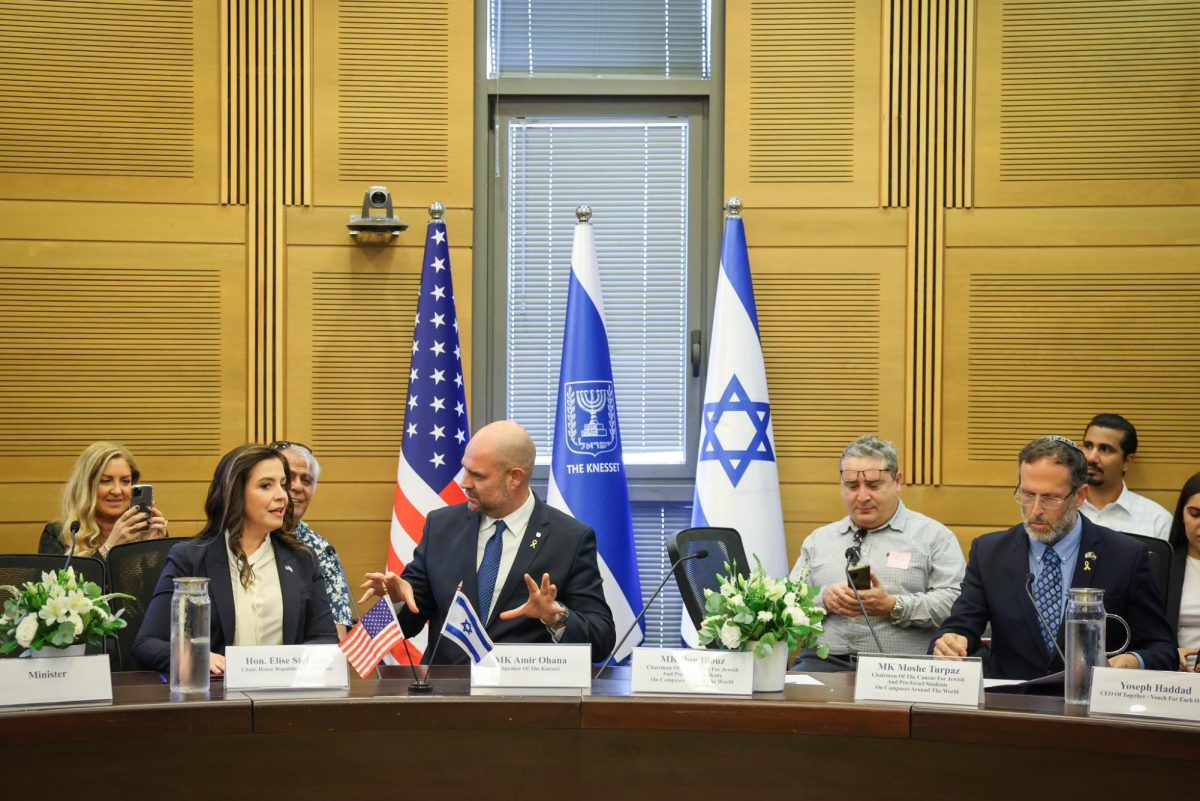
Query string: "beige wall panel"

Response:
xmin=285 ymin=206 xmax=473 ymax=246
xmin=740 ymin=208 xmax=908 ymax=246
xmin=283 ymin=234 xmax=473 ymax=485
xmin=0 ymin=0 xmax=220 ymax=203
xmin=0 ymin=240 xmax=248 ymax=484
xmin=753 ymin=246 xmax=907 ymax=485
xmin=311 ymin=0 xmax=473 ymax=208
xmin=946 ymin=207 xmax=1200 ymax=248
xmin=943 ymin=246 xmax=1200 ymax=489
xmin=974 ymin=0 xmax=1200 ymax=207
xmin=726 ymin=0 xmax=883 ymax=207
xmin=0 ymin=201 xmax=245 ymax=244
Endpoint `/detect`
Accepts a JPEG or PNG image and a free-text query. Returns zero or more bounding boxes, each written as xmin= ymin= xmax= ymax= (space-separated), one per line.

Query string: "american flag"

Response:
xmin=339 ymin=597 xmax=404 ymax=678
xmin=387 ymin=210 xmax=470 ymax=663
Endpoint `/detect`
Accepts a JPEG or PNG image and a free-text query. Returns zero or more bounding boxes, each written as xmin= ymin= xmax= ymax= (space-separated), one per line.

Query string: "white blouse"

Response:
xmin=225 ymin=532 xmax=284 ymax=647
xmin=1177 ymin=556 xmax=1200 ymax=652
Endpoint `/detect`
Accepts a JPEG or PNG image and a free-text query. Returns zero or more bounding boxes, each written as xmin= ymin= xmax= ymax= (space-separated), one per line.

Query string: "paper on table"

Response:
xmin=983 ymin=678 xmax=1025 ymax=688
xmin=785 ymin=673 xmax=824 ymax=686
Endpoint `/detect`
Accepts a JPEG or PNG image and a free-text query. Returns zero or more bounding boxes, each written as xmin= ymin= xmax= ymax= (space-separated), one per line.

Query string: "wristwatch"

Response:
xmin=544 ymin=604 xmax=570 ymax=636
xmin=889 ymin=595 xmax=905 ymax=622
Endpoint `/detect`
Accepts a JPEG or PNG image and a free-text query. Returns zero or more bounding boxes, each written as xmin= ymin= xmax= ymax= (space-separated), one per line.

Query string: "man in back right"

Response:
xmin=1080 ymin=413 xmax=1171 ymax=541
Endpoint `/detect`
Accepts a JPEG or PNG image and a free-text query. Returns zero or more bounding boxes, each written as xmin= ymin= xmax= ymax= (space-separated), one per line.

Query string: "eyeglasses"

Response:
xmin=1013 ymin=488 xmax=1075 ymax=510
xmin=269 ymin=440 xmax=313 ymax=456
xmin=840 ymin=469 xmax=892 ymax=484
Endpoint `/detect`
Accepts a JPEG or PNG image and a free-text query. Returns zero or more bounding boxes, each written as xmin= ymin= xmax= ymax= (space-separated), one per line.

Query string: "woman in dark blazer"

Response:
xmin=1167 ymin=471 xmax=1200 ymax=671
xmin=133 ymin=444 xmax=337 ymax=673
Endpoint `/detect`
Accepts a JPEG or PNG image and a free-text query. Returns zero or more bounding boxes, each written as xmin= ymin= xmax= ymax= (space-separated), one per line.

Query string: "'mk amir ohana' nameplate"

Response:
xmin=0 ymin=654 xmax=112 ymax=707
xmin=631 ymin=647 xmax=754 ymax=695
xmin=471 ymin=643 xmax=591 ymax=691
xmin=224 ymin=644 xmax=349 ymax=691
xmin=854 ymin=654 xmax=983 ymax=707
xmin=1089 ymin=667 xmax=1200 ymax=722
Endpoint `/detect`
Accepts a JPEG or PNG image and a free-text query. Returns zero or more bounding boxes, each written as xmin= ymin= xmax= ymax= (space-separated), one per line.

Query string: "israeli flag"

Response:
xmin=687 ymin=200 xmax=787 ymax=646
xmin=548 ymin=210 xmax=644 ymax=663
xmin=442 ymin=589 xmax=495 ymax=664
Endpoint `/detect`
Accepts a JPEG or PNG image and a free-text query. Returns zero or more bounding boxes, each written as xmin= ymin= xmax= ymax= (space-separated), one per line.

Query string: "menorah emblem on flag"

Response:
xmin=564 ymin=380 xmax=618 ymax=456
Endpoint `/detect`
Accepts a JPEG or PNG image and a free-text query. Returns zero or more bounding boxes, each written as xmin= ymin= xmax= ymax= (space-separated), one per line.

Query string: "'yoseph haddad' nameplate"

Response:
xmin=1089 ymin=667 xmax=1200 ymax=722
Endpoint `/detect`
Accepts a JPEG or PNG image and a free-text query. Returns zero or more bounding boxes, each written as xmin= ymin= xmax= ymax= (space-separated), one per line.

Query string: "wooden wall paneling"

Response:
xmin=311 ymin=0 xmax=473 ymax=208
xmin=753 ymin=245 xmax=908 ymax=494
xmin=942 ymin=245 xmax=1200 ymax=490
xmin=0 ymin=0 xmax=220 ymax=203
xmin=726 ymin=0 xmax=882 ymax=207
xmin=974 ymin=0 xmax=1200 ymax=207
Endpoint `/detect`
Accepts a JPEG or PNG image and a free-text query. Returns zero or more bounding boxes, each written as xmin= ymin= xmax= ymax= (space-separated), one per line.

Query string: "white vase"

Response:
xmin=28 ymin=643 xmax=86 ymax=658
xmin=749 ymin=639 xmax=788 ymax=692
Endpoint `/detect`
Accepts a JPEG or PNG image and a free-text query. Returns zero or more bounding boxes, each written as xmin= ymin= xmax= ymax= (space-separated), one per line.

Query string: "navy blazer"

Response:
xmin=133 ymin=535 xmax=338 ymax=671
xmin=931 ymin=516 xmax=1178 ymax=679
xmin=400 ymin=498 xmax=616 ymax=664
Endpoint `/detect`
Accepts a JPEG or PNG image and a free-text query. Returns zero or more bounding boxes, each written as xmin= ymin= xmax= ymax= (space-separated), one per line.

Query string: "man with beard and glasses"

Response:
xmin=931 ymin=435 xmax=1176 ymax=679
xmin=1079 ymin=413 xmax=1171 ymax=541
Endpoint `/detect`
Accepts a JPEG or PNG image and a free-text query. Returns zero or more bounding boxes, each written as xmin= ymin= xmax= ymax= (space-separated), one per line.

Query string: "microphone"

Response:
xmin=1025 ymin=573 xmax=1066 ymax=665
xmin=844 ymin=547 xmax=885 ymax=655
xmin=64 ymin=521 xmax=80 ymax=571
xmin=599 ymin=548 xmax=711 ymax=673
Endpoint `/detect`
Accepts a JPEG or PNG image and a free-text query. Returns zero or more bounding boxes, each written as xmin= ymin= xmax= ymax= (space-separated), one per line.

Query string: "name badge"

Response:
xmin=224 ymin=645 xmax=349 ymax=690
xmin=1089 ymin=667 xmax=1200 ymax=722
xmin=854 ymin=654 xmax=983 ymax=707
xmin=631 ymin=647 xmax=754 ymax=695
xmin=471 ymin=644 xmax=591 ymax=692
xmin=0 ymin=654 xmax=112 ymax=707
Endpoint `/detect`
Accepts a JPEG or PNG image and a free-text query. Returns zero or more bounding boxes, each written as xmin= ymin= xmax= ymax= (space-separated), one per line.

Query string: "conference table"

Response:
xmin=2 ymin=667 xmax=1195 ymax=799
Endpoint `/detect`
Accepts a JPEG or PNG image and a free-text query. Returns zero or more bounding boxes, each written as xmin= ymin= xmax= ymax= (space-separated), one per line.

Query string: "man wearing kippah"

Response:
xmin=932 ymin=435 xmax=1177 ymax=678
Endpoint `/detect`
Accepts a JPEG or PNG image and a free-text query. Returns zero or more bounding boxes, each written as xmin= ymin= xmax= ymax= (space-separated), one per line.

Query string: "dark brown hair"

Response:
xmin=1169 ymin=472 xmax=1200 ymax=553
xmin=197 ymin=444 xmax=310 ymax=588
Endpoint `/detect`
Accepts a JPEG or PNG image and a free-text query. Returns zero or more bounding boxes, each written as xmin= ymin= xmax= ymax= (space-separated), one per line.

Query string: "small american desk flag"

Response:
xmin=339 ymin=597 xmax=404 ymax=678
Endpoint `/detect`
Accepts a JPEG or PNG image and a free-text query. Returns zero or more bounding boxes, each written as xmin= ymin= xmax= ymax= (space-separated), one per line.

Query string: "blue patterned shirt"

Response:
xmin=294 ymin=521 xmax=354 ymax=626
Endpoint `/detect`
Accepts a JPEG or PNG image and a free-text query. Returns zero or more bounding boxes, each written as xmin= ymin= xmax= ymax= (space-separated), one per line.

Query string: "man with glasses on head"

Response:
xmin=790 ymin=435 xmax=965 ymax=671
xmin=270 ymin=441 xmax=356 ymax=637
xmin=932 ymin=435 xmax=1176 ymax=678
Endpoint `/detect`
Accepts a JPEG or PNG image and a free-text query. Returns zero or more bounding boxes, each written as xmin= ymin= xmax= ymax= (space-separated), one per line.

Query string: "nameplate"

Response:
xmin=224 ymin=645 xmax=349 ymax=690
xmin=1089 ymin=667 xmax=1200 ymax=722
xmin=470 ymin=644 xmax=591 ymax=690
xmin=0 ymin=655 xmax=112 ymax=707
xmin=630 ymin=647 xmax=754 ymax=695
xmin=854 ymin=654 xmax=983 ymax=707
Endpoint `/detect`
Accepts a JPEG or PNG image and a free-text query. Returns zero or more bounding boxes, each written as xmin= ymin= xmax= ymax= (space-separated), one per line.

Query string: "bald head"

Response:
xmin=460 ymin=420 xmax=536 ymax=519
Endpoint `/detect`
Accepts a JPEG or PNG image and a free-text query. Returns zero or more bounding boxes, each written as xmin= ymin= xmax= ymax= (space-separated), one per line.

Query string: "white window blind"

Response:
xmin=488 ymin=0 xmax=711 ymax=79
xmin=633 ymin=500 xmax=693 ymax=648
xmin=506 ymin=117 xmax=689 ymax=465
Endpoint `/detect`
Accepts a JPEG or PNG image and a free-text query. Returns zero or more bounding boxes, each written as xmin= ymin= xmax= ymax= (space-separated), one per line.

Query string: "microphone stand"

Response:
xmin=599 ymin=548 xmax=710 ymax=674
xmin=844 ymin=548 xmax=885 ymax=655
xmin=64 ymin=520 xmax=80 ymax=572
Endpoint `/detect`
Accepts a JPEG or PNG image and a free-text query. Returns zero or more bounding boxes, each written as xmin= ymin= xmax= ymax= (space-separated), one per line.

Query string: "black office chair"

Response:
xmin=107 ymin=538 xmax=185 ymax=670
xmin=667 ymin=527 xmax=750 ymax=629
xmin=0 ymin=554 xmax=110 ymax=661
xmin=1120 ymin=531 xmax=1173 ymax=610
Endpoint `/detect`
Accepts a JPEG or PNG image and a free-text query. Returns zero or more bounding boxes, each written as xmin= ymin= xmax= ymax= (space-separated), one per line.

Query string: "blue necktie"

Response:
xmin=477 ymin=520 xmax=506 ymax=623
xmin=1034 ymin=547 xmax=1063 ymax=654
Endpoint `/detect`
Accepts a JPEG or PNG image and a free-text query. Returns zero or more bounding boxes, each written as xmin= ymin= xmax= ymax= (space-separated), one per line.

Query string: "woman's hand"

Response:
xmin=210 ymin=653 xmax=226 ymax=675
xmin=101 ymin=506 xmax=150 ymax=553
xmin=145 ymin=504 xmax=169 ymax=540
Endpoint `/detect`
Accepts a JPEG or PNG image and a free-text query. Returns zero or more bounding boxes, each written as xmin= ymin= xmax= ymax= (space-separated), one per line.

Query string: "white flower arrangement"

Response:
xmin=0 ymin=567 xmax=133 ymax=654
xmin=698 ymin=557 xmax=828 ymax=660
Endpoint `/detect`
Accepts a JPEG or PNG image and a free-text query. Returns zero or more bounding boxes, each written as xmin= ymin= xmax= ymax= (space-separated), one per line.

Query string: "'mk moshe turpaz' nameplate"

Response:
xmin=0 ymin=654 xmax=112 ymax=707
xmin=224 ymin=644 xmax=349 ymax=690
xmin=854 ymin=654 xmax=983 ymax=707
xmin=631 ymin=648 xmax=754 ymax=695
xmin=1089 ymin=667 xmax=1200 ymax=722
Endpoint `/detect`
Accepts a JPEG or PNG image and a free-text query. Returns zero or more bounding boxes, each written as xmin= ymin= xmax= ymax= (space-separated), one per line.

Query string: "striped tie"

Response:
xmin=477 ymin=520 xmax=506 ymax=623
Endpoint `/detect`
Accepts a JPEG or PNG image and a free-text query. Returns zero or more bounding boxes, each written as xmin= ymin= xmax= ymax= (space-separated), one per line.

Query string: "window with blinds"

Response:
xmin=633 ymin=500 xmax=693 ymax=648
xmin=505 ymin=116 xmax=690 ymax=465
xmin=487 ymin=0 xmax=711 ymax=79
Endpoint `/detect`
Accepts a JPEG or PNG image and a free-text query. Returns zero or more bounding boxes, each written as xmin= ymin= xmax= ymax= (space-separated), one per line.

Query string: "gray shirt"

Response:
xmin=791 ymin=501 xmax=965 ymax=656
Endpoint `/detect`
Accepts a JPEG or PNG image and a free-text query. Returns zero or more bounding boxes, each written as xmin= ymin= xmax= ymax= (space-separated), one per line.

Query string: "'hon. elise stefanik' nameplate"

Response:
xmin=0 ymin=654 xmax=112 ymax=707
xmin=631 ymin=648 xmax=754 ymax=695
xmin=224 ymin=644 xmax=349 ymax=690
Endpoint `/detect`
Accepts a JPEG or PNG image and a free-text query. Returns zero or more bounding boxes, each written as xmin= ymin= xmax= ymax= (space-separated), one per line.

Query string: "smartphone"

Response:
xmin=131 ymin=484 xmax=154 ymax=517
xmin=846 ymin=564 xmax=871 ymax=591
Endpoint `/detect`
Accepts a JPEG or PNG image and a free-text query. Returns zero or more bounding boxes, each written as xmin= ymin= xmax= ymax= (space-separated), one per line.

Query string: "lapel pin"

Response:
xmin=285 ymin=564 xmax=294 ymax=573
xmin=1083 ymin=551 xmax=1097 ymax=572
